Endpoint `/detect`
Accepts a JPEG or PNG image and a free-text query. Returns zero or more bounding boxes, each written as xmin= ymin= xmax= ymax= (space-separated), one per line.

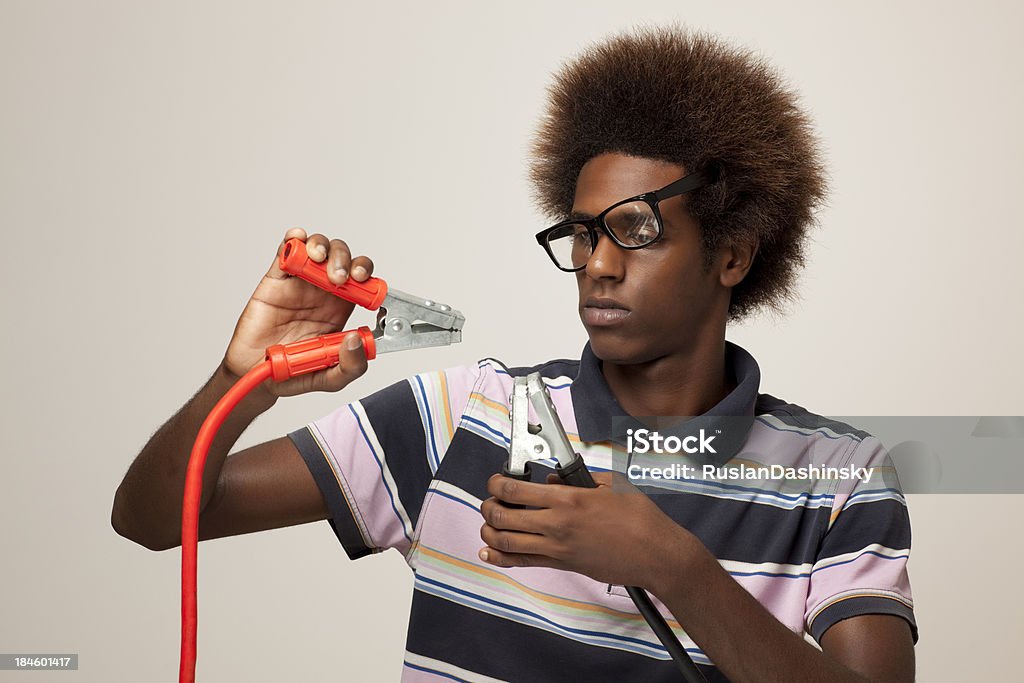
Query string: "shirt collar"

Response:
xmin=569 ymin=341 xmax=761 ymax=466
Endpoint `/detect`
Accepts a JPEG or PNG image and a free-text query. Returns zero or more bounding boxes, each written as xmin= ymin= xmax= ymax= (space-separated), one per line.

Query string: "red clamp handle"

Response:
xmin=265 ymin=327 xmax=377 ymax=381
xmin=279 ymin=238 xmax=389 ymax=310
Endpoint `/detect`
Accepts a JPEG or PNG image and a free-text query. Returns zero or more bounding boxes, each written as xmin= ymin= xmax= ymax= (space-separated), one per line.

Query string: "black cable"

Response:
xmin=625 ymin=586 xmax=706 ymax=682
xmin=556 ymin=455 xmax=706 ymax=682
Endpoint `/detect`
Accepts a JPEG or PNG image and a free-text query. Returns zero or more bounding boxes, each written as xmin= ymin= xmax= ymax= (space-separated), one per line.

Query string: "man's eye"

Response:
xmin=624 ymin=218 xmax=658 ymax=242
xmin=572 ymin=228 xmax=592 ymax=247
xmin=630 ymin=225 xmax=658 ymax=240
xmin=607 ymin=203 xmax=660 ymax=245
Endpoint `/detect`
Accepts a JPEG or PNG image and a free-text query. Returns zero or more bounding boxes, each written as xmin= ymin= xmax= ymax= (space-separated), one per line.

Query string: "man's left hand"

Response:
xmin=478 ymin=471 xmax=707 ymax=592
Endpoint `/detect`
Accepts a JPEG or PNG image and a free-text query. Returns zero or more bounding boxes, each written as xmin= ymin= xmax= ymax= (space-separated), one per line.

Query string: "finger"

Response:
xmin=317 ymin=332 xmax=369 ymax=392
xmin=284 ymin=226 xmax=307 ymax=241
xmin=350 ymin=255 xmax=375 ymax=282
xmin=486 ymin=473 xmax=562 ymax=508
xmin=327 ymin=239 xmax=353 ymax=286
xmin=480 ymin=498 xmax=549 ymax=533
xmin=547 ymin=470 xmax=616 ymax=494
xmin=266 ymin=227 xmax=310 ymax=280
xmin=306 ymin=233 xmax=330 ymax=263
xmin=478 ymin=546 xmax=562 ymax=570
xmin=479 ymin=524 xmax=555 ymax=557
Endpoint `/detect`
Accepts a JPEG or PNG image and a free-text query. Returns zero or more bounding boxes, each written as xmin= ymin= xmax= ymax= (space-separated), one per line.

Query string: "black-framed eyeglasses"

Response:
xmin=534 ymin=170 xmax=713 ymax=272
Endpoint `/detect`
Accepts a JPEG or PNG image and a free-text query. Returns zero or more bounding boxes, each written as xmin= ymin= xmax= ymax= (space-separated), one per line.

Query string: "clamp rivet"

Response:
xmin=533 ymin=444 xmax=544 ymax=454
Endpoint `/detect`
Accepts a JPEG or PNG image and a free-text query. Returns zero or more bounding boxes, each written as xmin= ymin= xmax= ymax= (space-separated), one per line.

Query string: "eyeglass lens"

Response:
xmin=545 ymin=200 xmax=660 ymax=270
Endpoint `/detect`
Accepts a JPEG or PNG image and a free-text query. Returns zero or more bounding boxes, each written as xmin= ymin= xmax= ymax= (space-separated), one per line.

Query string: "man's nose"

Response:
xmin=584 ymin=230 xmax=626 ymax=281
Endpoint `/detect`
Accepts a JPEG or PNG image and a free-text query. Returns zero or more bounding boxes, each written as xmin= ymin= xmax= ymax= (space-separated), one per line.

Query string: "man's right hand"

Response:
xmin=114 ymin=227 xmax=366 ymax=549
xmin=222 ymin=227 xmax=375 ymax=405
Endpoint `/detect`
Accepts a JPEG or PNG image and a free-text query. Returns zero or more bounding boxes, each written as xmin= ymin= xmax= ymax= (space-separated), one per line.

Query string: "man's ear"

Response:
xmin=718 ymin=237 xmax=759 ymax=288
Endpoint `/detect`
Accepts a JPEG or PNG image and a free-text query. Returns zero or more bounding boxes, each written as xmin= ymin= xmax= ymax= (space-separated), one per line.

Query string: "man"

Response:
xmin=113 ymin=26 xmax=916 ymax=682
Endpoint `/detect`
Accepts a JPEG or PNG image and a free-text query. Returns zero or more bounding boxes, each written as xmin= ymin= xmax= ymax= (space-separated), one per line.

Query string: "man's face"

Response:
xmin=573 ymin=152 xmax=728 ymax=364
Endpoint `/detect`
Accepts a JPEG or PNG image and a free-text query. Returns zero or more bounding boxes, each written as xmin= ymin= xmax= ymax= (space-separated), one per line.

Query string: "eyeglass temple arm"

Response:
xmin=652 ymin=170 xmax=715 ymax=201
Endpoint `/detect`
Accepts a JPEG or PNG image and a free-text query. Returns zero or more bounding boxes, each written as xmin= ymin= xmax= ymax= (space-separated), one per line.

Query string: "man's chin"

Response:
xmin=586 ymin=331 xmax=656 ymax=366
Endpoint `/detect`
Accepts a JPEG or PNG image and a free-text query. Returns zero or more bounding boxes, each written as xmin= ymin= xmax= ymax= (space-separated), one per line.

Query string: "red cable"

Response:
xmin=178 ymin=241 xmax=382 ymax=680
xmin=179 ymin=361 xmax=273 ymax=683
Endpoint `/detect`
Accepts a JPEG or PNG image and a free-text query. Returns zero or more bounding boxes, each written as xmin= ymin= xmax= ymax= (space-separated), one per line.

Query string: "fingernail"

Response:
xmin=335 ymin=266 xmax=348 ymax=280
xmin=352 ymin=266 xmax=367 ymax=280
xmin=311 ymin=244 xmax=326 ymax=260
xmin=345 ymin=333 xmax=363 ymax=350
xmin=479 ymin=549 xmax=489 ymax=562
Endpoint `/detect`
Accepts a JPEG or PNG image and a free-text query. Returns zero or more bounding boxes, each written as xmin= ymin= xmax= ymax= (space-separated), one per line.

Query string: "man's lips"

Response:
xmin=581 ymin=297 xmax=631 ymax=326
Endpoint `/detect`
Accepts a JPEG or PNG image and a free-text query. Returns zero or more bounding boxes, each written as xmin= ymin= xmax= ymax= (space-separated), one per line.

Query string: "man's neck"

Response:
xmin=601 ymin=337 xmax=734 ymax=418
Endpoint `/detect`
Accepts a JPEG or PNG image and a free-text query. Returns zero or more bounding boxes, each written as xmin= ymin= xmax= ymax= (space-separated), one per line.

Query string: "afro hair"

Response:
xmin=530 ymin=25 xmax=827 ymax=320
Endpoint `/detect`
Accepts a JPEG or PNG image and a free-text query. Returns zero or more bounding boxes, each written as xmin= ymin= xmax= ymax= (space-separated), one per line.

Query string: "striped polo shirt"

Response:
xmin=288 ymin=341 xmax=916 ymax=682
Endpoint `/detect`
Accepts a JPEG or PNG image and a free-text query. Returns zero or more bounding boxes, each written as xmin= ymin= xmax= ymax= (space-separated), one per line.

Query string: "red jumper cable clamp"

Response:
xmin=178 ymin=238 xmax=464 ymax=683
xmin=266 ymin=237 xmax=464 ymax=373
xmin=504 ymin=373 xmax=707 ymax=683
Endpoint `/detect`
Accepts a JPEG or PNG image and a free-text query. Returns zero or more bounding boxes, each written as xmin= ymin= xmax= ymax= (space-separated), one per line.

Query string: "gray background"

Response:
xmin=2 ymin=0 xmax=1021 ymax=680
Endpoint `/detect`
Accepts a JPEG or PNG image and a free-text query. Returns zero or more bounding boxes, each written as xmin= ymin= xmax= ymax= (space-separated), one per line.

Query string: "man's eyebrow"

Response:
xmin=569 ymin=210 xmax=595 ymax=220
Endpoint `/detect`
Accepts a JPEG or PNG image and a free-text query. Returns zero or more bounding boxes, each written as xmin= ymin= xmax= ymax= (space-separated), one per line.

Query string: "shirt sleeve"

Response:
xmin=287 ymin=364 xmax=482 ymax=560
xmin=804 ymin=435 xmax=918 ymax=643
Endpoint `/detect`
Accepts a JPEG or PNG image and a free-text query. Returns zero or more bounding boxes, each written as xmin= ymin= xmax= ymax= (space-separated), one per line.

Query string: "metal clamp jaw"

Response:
xmin=504 ymin=372 xmax=595 ymax=488
xmin=374 ymin=288 xmax=465 ymax=355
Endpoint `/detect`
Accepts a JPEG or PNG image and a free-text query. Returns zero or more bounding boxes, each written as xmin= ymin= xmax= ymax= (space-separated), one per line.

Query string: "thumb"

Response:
xmin=319 ymin=331 xmax=370 ymax=392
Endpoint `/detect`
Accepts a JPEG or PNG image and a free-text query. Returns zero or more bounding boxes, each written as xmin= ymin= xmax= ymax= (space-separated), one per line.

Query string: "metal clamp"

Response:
xmin=373 ymin=288 xmax=465 ymax=355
